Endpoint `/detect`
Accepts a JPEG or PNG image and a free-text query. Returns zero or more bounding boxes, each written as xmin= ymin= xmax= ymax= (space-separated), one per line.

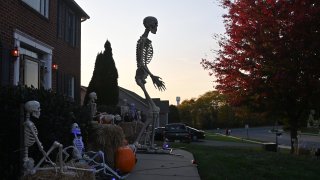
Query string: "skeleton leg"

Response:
xmin=136 ymin=78 xmax=156 ymax=108
xmin=84 ymin=151 xmax=105 ymax=168
xmin=134 ymin=82 xmax=159 ymax=145
xmin=83 ymin=150 xmax=129 ymax=179
xmin=134 ymin=111 xmax=159 ymax=149
xmin=34 ymin=141 xmax=63 ymax=172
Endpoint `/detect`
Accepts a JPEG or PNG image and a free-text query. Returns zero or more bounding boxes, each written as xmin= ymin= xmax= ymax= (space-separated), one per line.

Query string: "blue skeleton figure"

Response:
xmin=68 ymin=123 xmax=129 ymax=179
xmin=71 ymin=123 xmax=85 ymax=160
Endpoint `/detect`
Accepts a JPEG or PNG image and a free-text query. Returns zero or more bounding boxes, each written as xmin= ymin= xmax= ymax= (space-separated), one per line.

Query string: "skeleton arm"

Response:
xmin=151 ymin=75 xmax=166 ymax=91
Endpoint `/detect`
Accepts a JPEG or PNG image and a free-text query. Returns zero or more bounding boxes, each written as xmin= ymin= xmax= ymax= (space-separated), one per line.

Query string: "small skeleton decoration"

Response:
xmin=120 ymin=99 xmax=129 ymax=117
xmin=23 ymin=100 xmax=64 ymax=175
xmin=307 ymin=109 xmax=320 ymax=128
xmin=88 ymin=92 xmax=98 ymax=118
xmin=65 ymin=123 xmax=128 ymax=179
xmin=97 ymin=113 xmax=121 ymax=124
xmin=134 ymin=16 xmax=166 ymax=147
xmin=71 ymin=123 xmax=84 ymax=160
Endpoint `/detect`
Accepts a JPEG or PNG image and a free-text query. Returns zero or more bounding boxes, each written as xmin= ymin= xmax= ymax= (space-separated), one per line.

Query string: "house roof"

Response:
xmin=66 ymin=0 xmax=90 ymax=21
xmin=81 ymin=86 xmax=168 ymax=112
xmin=119 ymin=86 xmax=148 ymax=107
xmin=152 ymin=98 xmax=169 ymax=112
xmin=119 ymin=87 xmax=169 ymax=113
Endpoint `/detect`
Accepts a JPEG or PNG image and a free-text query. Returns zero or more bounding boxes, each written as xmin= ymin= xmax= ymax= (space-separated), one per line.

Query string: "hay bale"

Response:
xmin=118 ymin=121 xmax=144 ymax=143
xmin=22 ymin=163 xmax=95 ymax=180
xmin=87 ymin=122 xmax=125 ymax=168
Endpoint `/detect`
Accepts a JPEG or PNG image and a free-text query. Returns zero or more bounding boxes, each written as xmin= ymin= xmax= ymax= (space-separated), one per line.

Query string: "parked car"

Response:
xmin=164 ymin=123 xmax=191 ymax=143
xmin=186 ymin=126 xmax=205 ymax=141
xmin=154 ymin=127 xmax=165 ymax=141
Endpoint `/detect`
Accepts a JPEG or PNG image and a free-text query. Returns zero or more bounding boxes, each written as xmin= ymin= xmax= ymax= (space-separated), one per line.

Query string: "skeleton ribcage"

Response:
xmin=73 ymin=137 xmax=84 ymax=154
xmin=24 ymin=122 xmax=38 ymax=147
xmin=136 ymin=37 xmax=153 ymax=67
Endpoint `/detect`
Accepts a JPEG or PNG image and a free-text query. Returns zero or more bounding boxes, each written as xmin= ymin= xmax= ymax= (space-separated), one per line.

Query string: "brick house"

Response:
xmin=0 ymin=0 xmax=89 ymax=104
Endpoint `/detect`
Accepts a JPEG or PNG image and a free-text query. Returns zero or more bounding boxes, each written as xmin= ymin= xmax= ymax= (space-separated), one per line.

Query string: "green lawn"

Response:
xmin=204 ymin=132 xmax=243 ymax=142
xmin=171 ymin=142 xmax=320 ymax=180
xmin=300 ymin=127 xmax=320 ymax=134
xmin=204 ymin=132 xmax=263 ymax=143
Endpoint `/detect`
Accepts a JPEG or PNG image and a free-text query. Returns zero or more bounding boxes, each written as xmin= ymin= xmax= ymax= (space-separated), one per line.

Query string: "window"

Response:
xmin=67 ymin=76 xmax=75 ymax=99
xmin=19 ymin=49 xmax=49 ymax=89
xmin=22 ymin=0 xmax=49 ymax=18
xmin=57 ymin=0 xmax=80 ymax=47
xmin=21 ymin=56 xmax=40 ymax=88
xmin=66 ymin=11 xmax=76 ymax=46
xmin=57 ymin=72 xmax=75 ymax=100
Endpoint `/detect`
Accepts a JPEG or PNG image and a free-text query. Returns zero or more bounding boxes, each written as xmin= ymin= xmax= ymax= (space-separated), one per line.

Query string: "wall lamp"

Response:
xmin=52 ymin=62 xmax=58 ymax=70
xmin=11 ymin=46 xmax=20 ymax=57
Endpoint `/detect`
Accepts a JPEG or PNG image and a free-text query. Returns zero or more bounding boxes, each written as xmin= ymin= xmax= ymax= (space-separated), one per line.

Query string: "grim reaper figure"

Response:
xmin=134 ymin=16 xmax=166 ymax=146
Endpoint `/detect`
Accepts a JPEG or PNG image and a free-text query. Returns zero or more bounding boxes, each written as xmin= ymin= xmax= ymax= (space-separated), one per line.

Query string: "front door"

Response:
xmin=20 ymin=55 xmax=40 ymax=88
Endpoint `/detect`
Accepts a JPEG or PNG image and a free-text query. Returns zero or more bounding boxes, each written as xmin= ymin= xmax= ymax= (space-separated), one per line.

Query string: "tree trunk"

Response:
xmin=290 ymin=125 xmax=298 ymax=154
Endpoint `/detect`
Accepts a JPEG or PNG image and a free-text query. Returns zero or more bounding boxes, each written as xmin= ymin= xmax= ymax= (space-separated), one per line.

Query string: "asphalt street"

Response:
xmin=212 ymin=126 xmax=320 ymax=149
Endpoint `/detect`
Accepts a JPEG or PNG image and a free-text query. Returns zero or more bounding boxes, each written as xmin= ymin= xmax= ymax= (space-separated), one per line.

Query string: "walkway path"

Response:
xmin=127 ymin=149 xmax=200 ymax=180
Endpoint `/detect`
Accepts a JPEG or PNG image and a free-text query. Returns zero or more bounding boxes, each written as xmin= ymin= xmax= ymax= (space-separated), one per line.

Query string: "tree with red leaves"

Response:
xmin=202 ymin=0 xmax=320 ymax=153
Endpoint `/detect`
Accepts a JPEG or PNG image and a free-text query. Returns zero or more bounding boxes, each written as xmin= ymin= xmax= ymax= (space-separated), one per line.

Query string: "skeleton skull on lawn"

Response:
xmin=143 ymin=16 xmax=158 ymax=34
xmin=25 ymin=100 xmax=41 ymax=119
xmin=89 ymin=92 xmax=97 ymax=103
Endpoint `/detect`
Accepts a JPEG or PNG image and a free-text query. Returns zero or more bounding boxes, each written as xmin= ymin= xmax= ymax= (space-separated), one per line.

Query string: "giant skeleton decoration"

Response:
xmin=134 ymin=16 xmax=166 ymax=149
xmin=23 ymin=100 xmax=64 ymax=175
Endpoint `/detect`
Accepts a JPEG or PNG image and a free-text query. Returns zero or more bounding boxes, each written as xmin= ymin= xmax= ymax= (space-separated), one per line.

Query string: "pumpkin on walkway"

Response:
xmin=115 ymin=145 xmax=136 ymax=173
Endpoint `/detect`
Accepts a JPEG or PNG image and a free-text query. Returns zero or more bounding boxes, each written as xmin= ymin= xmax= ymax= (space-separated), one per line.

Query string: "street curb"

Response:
xmin=299 ymin=132 xmax=320 ymax=136
xmin=215 ymin=133 xmax=263 ymax=144
xmin=215 ymin=133 xmax=292 ymax=149
xmin=270 ymin=131 xmax=320 ymax=137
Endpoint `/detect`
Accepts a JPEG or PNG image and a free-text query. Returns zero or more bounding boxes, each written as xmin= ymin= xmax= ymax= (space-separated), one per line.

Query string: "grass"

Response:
xmin=204 ymin=132 xmax=244 ymax=142
xmin=300 ymin=127 xmax=320 ymax=134
xmin=204 ymin=132 xmax=263 ymax=144
xmin=171 ymin=142 xmax=320 ymax=180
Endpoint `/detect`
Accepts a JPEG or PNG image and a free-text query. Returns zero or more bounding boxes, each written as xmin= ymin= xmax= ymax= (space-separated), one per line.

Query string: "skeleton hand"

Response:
xmin=23 ymin=157 xmax=35 ymax=173
xmin=151 ymin=75 xmax=166 ymax=91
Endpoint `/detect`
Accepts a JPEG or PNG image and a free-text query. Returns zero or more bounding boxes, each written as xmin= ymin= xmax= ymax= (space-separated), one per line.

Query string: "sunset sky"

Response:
xmin=77 ymin=0 xmax=226 ymax=105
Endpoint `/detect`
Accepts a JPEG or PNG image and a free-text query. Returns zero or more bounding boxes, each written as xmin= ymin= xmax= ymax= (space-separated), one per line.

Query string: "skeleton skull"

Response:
xmin=143 ymin=16 xmax=158 ymax=34
xmin=71 ymin=123 xmax=81 ymax=135
xmin=89 ymin=92 xmax=97 ymax=102
xmin=114 ymin=114 xmax=122 ymax=122
xmin=25 ymin=100 xmax=41 ymax=119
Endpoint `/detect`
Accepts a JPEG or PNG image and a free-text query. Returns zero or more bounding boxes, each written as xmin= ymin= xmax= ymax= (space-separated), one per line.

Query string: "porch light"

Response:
xmin=52 ymin=63 xmax=58 ymax=70
xmin=11 ymin=46 xmax=19 ymax=57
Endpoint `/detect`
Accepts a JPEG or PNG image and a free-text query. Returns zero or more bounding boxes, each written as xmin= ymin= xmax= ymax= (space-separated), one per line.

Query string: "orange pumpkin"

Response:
xmin=122 ymin=139 xmax=129 ymax=146
xmin=115 ymin=146 xmax=136 ymax=173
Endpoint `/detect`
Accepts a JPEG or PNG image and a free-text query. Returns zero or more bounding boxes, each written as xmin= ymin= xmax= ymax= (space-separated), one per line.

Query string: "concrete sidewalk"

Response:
xmin=127 ymin=149 xmax=200 ymax=180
